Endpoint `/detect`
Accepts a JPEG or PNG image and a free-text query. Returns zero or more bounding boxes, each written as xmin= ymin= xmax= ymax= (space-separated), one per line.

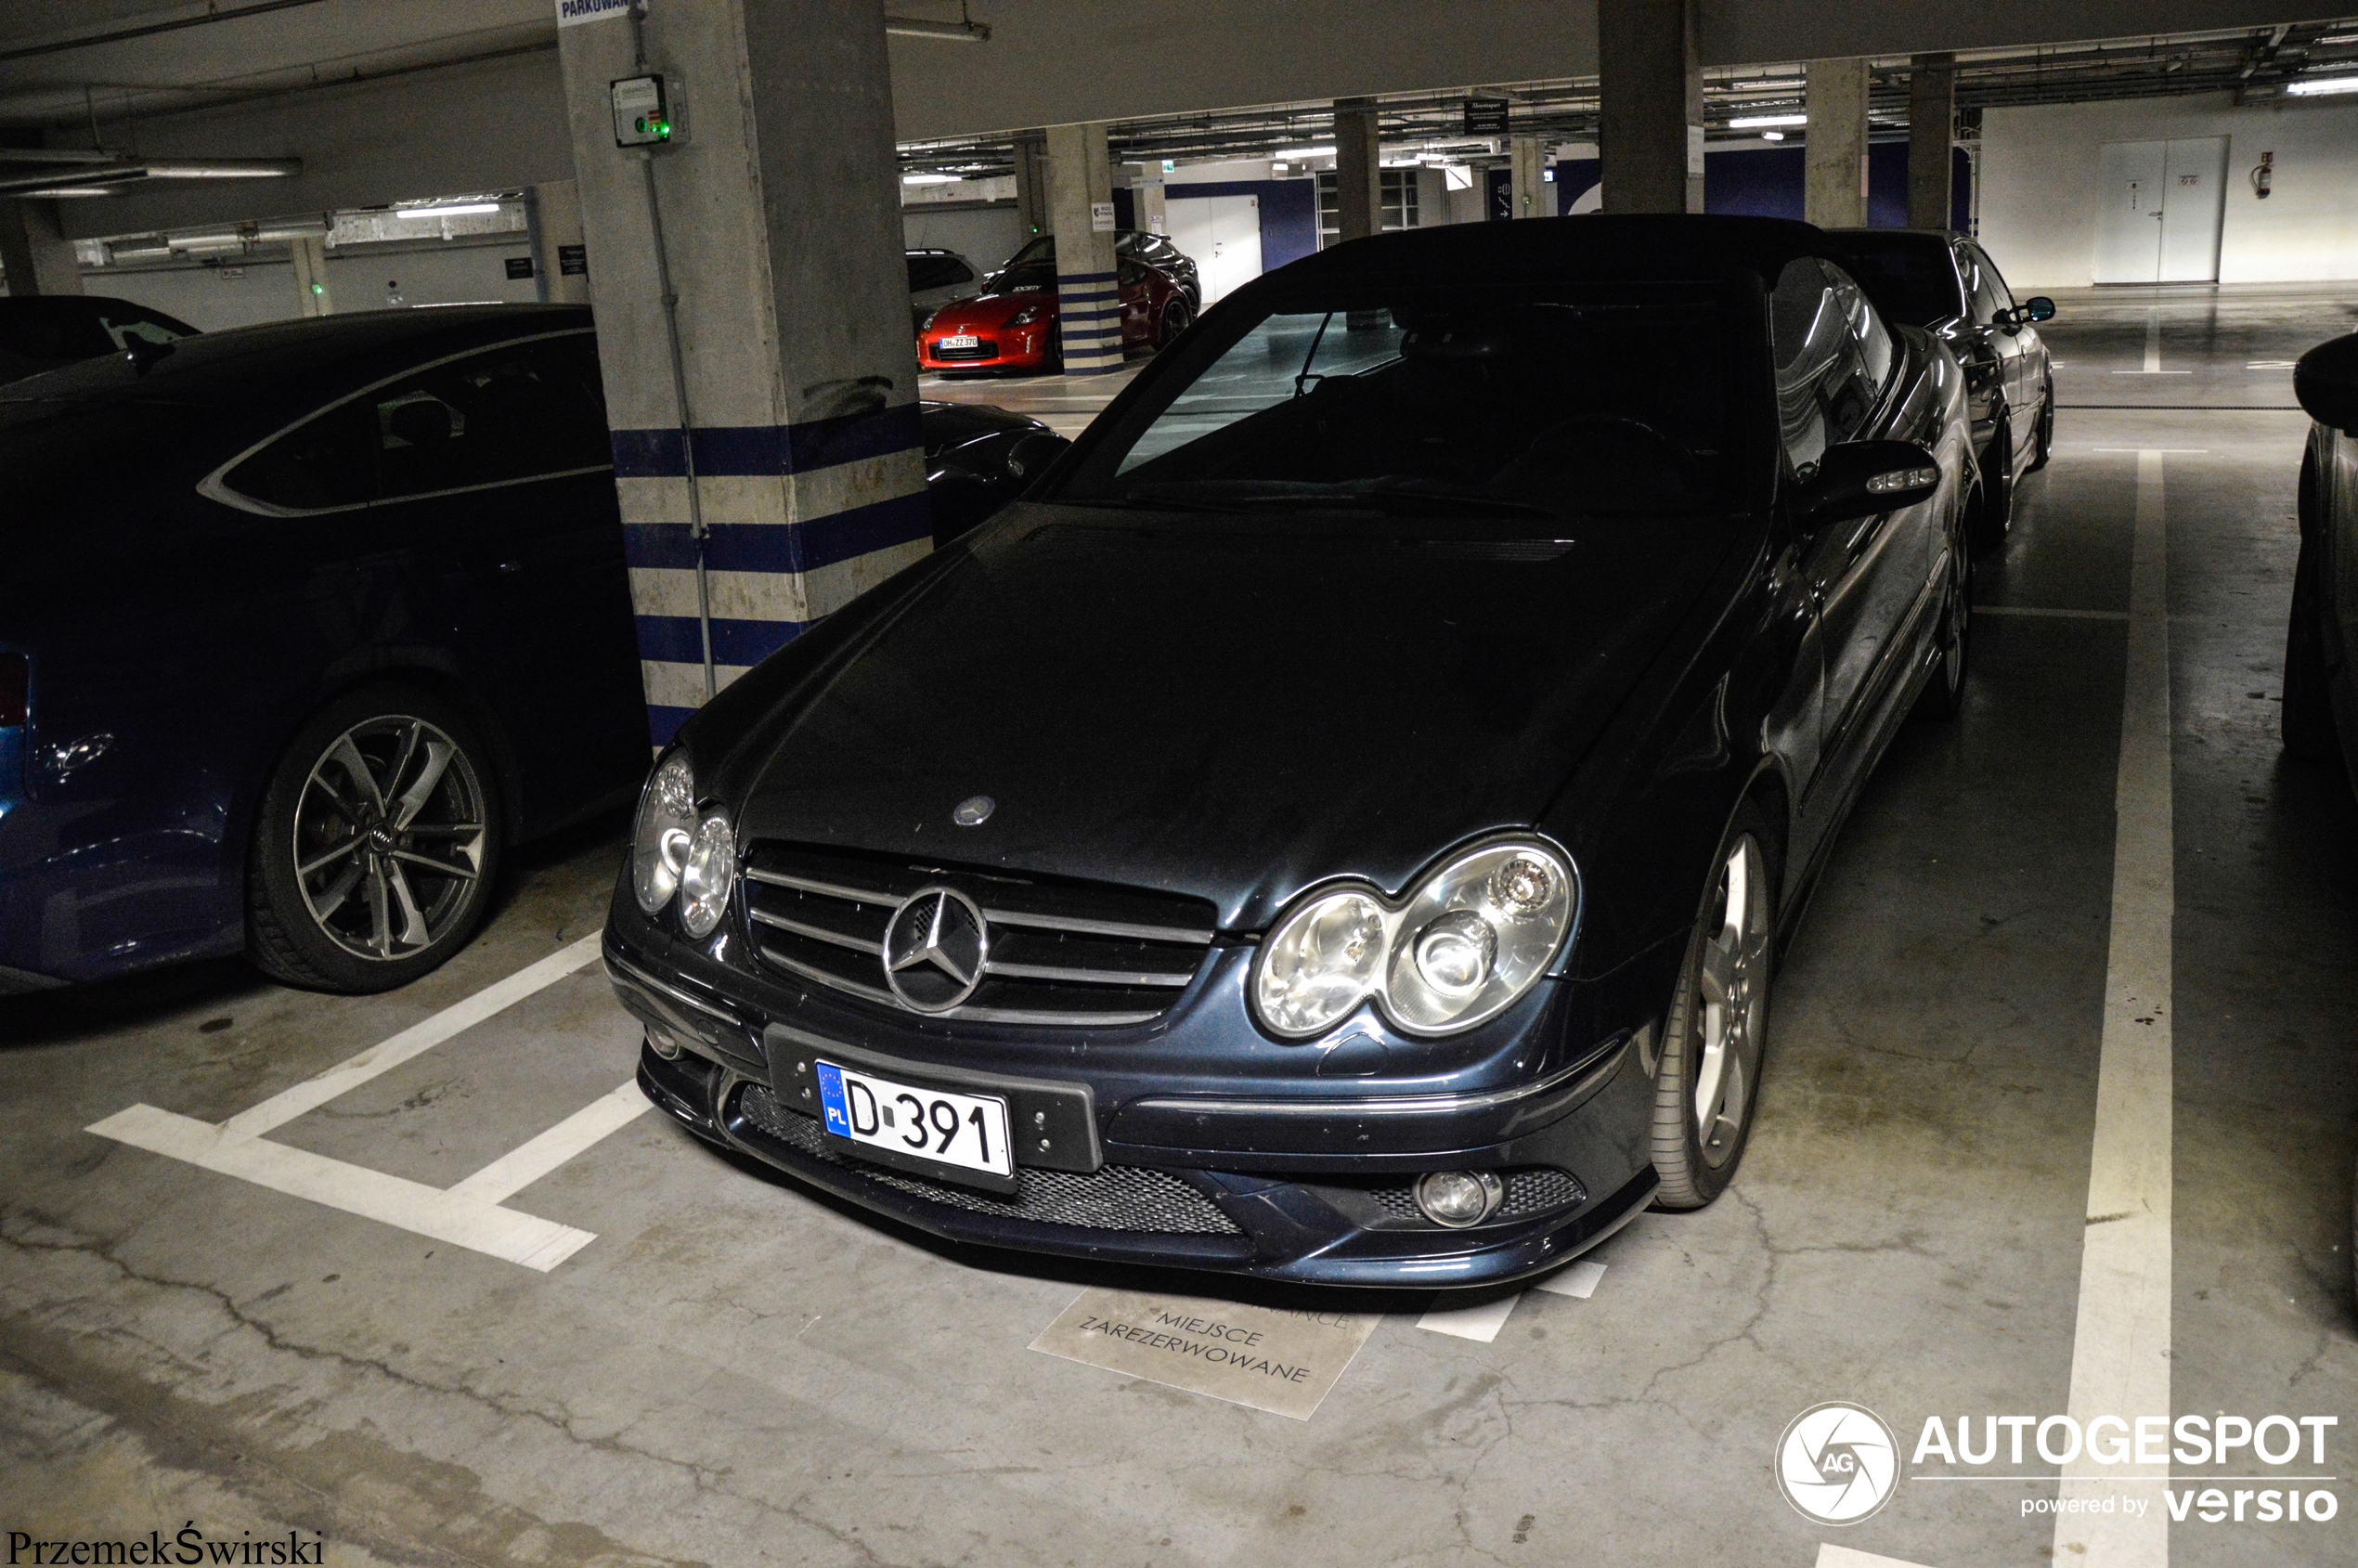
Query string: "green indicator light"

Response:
xmin=310 ymin=283 xmax=323 ymax=295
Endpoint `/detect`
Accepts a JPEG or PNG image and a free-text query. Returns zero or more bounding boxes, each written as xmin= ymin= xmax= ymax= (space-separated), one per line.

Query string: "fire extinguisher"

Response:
xmin=2250 ymin=149 xmax=2274 ymax=199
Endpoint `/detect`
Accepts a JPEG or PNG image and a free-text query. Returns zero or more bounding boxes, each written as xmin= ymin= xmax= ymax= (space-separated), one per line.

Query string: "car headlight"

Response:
xmin=1006 ymin=305 xmax=1043 ymax=328
xmin=678 ymin=810 xmax=736 ymax=938
xmin=631 ymin=752 xmax=696 ymax=914
xmin=1250 ymin=839 xmax=1575 ymax=1040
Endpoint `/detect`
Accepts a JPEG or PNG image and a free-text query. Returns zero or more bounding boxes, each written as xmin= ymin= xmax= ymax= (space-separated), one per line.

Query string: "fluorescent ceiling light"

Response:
xmin=1728 ymin=113 xmax=1807 ymax=129
xmin=2315 ymin=32 xmax=2358 ymax=43
xmin=2287 ymin=73 xmax=2358 ymax=95
xmin=395 ymin=201 xmax=501 ymax=218
xmin=1274 ymin=145 xmax=1335 ymax=160
xmin=1761 ymin=130 xmax=1786 ymax=141
xmin=23 ymin=186 xmax=116 ymax=197
xmin=141 ymin=159 xmax=299 ymax=179
xmin=900 ymin=173 xmax=959 ymax=185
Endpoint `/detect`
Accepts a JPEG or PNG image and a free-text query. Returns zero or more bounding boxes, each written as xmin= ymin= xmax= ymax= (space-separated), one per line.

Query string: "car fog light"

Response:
xmin=1415 ymin=1170 xmax=1504 ymax=1227
xmin=677 ymin=811 xmax=736 ymax=938
xmin=1413 ymin=911 xmax=1496 ymax=998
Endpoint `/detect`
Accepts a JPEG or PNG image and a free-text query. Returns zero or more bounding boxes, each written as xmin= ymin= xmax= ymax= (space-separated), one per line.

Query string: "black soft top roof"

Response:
xmin=1269 ymin=214 xmax=1837 ymax=291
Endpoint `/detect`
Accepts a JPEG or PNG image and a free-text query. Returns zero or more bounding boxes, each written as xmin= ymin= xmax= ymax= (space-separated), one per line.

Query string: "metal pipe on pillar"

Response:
xmin=555 ymin=0 xmax=931 ymax=746
xmin=1046 ymin=121 xmax=1122 ymax=375
xmin=526 ymin=179 xmax=590 ymax=305
xmin=1332 ymin=97 xmax=1380 ymax=243
xmin=1908 ymin=53 xmax=1957 ymax=230
xmin=290 ymin=235 xmax=333 ymax=317
xmin=1013 ymin=131 xmax=1050 ymax=242
xmin=1804 ymin=58 xmax=1871 ymax=228
xmin=1596 ymin=0 xmax=1702 ymax=214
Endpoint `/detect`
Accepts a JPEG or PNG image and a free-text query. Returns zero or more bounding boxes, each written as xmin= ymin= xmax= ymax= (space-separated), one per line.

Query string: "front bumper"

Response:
xmin=607 ymin=926 xmax=1662 ymax=1289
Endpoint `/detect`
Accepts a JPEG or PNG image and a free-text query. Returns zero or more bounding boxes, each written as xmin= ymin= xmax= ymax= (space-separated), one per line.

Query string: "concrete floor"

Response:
xmin=6 ymin=286 xmax=2357 ymax=1567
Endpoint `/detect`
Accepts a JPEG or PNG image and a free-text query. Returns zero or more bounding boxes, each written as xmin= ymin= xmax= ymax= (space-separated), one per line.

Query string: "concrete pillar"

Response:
xmin=1509 ymin=136 xmax=1548 ymax=219
xmin=1332 ymin=97 xmax=1380 ymax=242
xmin=1046 ymin=121 xmax=1121 ymax=375
xmin=557 ymin=0 xmax=929 ymax=745
xmin=0 ymin=200 xmax=82 ymax=295
xmin=1135 ymin=178 xmax=1168 ymax=238
xmin=1596 ymin=0 xmax=1703 ymax=214
xmin=290 ymin=235 xmax=334 ymax=317
xmin=1014 ymin=131 xmax=1050 ymax=241
xmin=1907 ymin=54 xmax=1956 ymax=230
xmin=1804 ymin=58 xmax=1871 ymax=229
xmin=526 ymin=178 xmax=591 ymax=305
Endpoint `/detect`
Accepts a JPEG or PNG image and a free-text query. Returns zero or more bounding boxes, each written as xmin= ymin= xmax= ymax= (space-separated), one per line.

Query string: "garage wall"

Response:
xmin=901 ymin=206 xmax=1029 ymax=274
xmin=1980 ymin=92 xmax=2358 ymax=288
xmin=84 ymin=239 xmax=539 ymax=332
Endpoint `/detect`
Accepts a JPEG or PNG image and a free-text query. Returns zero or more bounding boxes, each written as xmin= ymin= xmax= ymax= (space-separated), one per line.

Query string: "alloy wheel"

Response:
xmin=1692 ymin=833 xmax=1770 ymax=1168
xmin=291 ymin=716 xmax=487 ymax=961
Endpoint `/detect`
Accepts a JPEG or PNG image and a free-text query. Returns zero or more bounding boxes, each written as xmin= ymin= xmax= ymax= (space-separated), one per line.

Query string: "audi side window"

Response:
xmin=374 ymin=335 xmax=609 ymax=499
xmin=220 ymin=399 xmax=380 ymax=511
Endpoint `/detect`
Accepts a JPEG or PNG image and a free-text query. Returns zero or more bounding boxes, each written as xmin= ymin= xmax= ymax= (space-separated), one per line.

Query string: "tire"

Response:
xmin=1912 ymin=512 xmax=1974 ymax=721
xmin=2025 ymin=381 xmax=2055 ymax=473
xmin=1157 ymin=298 xmax=1194 ymax=350
xmin=247 ymin=684 xmax=503 ymax=993
xmin=2283 ymin=527 xmax=2344 ymax=765
xmin=1651 ymin=802 xmax=1780 ymax=1211
xmin=1970 ymin=417 xmax=2015 ymax=555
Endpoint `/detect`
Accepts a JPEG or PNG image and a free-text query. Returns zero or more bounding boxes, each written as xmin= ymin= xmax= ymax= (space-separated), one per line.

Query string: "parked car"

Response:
xmin=921 ymin=399 xmax=1068 ymax=544
xmin=0 ymin=306 xmax=1056 ymax=995
xmin=0 ymin=294 xmax=199 ymax=384
xmin=992 ymin=229 xmax=1203 ymax=312
xmin=607 ymin=214 xmax=1976 ymax=1288
xmin=919 ymin=253 xmax=1191 ymax=374
xmin=2284 ymin=330 xmax=2358 ymax=794
xmin=906 ymin=248 xmax=980 ymax=335
xmin=1827 ymin=228 xmax=2054 ymax=551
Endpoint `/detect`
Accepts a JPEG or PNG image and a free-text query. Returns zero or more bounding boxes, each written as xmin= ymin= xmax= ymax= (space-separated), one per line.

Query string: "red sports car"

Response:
xmin=917 ymin=254 xmax=1193 ymax=373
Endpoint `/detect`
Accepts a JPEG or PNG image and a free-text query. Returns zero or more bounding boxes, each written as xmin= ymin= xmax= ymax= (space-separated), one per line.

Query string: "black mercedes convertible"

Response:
xmin=602 ymin=215 xmax=1976 ymax=1288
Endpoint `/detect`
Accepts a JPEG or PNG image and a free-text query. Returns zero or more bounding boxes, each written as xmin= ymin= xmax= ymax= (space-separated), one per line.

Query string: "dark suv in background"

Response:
xmin=1829 ymin=229 xmax=2054 ymax=551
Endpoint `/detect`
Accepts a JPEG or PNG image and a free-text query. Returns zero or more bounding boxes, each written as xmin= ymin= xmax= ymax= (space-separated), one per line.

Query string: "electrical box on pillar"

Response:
xmin=612 ymin=74 xmax=683 ymax=148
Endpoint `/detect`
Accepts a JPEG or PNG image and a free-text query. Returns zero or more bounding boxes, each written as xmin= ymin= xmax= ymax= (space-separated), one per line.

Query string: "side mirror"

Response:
xmin=2022 ymin=295 xmax=2055 ymax=323
xmin=1004 ymin=428 xmax=1070 ymax=483
xmin=2295 ymin=333 xmax=2358 ymax=435
xmin=1790 ymin=440 xmax=1942 ymax=528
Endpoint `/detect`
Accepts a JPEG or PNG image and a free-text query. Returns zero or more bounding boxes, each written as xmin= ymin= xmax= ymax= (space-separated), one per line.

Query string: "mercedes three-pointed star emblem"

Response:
xmin=881 ymin=885 xmax=989 ymax=1013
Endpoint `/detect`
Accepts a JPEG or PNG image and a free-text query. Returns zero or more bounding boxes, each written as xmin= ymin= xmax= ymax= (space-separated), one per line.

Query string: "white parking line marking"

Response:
xmin=2054 ymin=448 xmax=2175 ymax=1566
xmin=86 ymin=1103 xmax=600 ymax=1271
xmin=87 ymin=935 xmax=635 ymax=1272
xmin=1530 ymin=1260 xmax=1607 ymax=1299
xmin=446 ymin=1080 xmax=653 ymax=1206
xmin=1417 ymin=1294 xmax=1521 ymax=1341
xmin=221 ymin=935 xmax=604 ymax=1140
xmin=1814 ymin=1546 xmax=1938 ymax=1568
xmin=1973 ymin=605 xmax=2131 ymax=621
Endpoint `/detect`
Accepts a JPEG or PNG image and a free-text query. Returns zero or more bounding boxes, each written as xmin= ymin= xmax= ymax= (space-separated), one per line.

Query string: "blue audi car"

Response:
xmin=0 ymin=305 xmax=1065 ymax=996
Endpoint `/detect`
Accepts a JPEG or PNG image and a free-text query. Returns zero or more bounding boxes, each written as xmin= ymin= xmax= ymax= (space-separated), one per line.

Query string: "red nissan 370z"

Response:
xmin=918 ymin=255 xmax=1194 ymax=373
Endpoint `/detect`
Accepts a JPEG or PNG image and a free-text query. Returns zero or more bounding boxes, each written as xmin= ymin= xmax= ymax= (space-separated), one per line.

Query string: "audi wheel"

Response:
xmin=248 ymin=685 xmax=502 ymax=992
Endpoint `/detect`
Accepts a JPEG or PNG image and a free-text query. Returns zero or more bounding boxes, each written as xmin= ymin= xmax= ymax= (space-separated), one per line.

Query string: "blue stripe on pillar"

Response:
xmin=647 ymin=705 xmax=697 ymax=748
xmin=624 ymin=491 xmax=932 ymax=576
xmin=1056 ymin=269 xmax=1117 ymax=284
xmin=634 ymin=614 xmax=808 ymax=667
xmin=610 ymin=403 xmax=923 ymax=478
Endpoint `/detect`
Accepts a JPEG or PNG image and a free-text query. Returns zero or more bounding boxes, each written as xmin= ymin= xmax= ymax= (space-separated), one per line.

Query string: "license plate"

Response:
xmin=939 ymin=333 xmax=978 ymax=349
xmin=815 ymin=1060 xmax=1013 ymax=1180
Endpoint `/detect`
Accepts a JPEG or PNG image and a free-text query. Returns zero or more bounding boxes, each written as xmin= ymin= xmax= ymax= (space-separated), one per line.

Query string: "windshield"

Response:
xmin=1832 ymin=238 xmax=1964 ymax=328
xmin=1049 ymin=282 xmax=1744 ymax=523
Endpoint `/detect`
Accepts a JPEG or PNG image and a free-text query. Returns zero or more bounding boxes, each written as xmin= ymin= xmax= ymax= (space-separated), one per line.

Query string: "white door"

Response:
xmin=2093 ymin=139 xmax=2167 ymax=283
xmin=2157 ymin=135 xmax=2228 ymax=282
xmin=1165 ymin=193 xmax=1262 ymax=306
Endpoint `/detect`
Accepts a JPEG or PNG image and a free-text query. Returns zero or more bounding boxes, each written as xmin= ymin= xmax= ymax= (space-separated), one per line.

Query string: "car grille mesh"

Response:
xmin=732 ymin=1083 xmax=1243 ymax=1236
xmin=740 ymin=841 xmax=1216 ymax=1027
xmin=1365 ymin=1167 xmax=1588 ymax=1225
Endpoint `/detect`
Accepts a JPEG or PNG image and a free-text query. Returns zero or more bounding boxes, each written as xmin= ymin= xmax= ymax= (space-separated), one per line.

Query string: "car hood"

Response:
xmin=722 ymin=506 xmax=1737 ymax=930
xmin=928 ymin=290 xmax=1056 ymax=330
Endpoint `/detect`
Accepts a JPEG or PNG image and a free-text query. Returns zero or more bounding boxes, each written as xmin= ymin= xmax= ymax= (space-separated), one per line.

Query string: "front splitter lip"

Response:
xmin=637 ymin=1045 xmax=1657 ymax=1291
